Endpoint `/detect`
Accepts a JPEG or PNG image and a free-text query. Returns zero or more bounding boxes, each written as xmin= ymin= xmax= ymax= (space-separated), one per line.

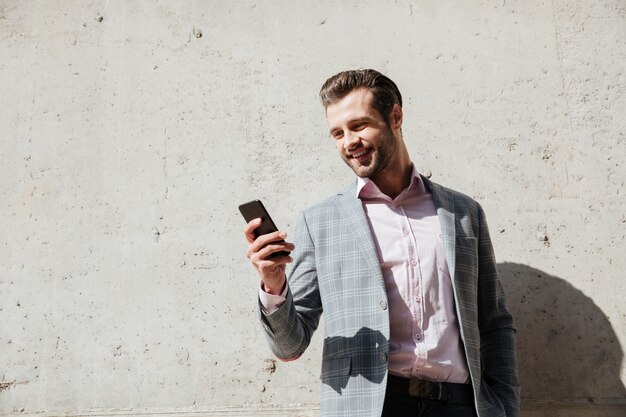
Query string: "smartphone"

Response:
xmin=239 ymin=200 xmax=290 ymax=257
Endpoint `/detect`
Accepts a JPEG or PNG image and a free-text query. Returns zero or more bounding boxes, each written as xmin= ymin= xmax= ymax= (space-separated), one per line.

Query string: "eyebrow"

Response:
xmin=350 ymin=116 xmax=371 ymax=124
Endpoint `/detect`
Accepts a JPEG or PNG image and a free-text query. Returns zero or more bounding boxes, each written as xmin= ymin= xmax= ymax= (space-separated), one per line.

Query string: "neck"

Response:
xmin=371 ymin=156 xmax=413 ymax=199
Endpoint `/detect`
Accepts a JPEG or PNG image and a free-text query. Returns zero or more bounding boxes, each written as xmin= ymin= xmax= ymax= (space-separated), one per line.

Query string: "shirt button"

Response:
xmin=403 ymin=229 xmax=410 ymax=236
xmin=379 ymin=353 xmax=387 ymax=363
xmin=410 ymin=259 xmax=417 ymax=266
xmin=380 ymin=300 xmax=388 ymax=310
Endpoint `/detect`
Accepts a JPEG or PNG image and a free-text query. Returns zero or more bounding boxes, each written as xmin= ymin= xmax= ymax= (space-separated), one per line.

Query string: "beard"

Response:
xmin=342 ymin=125 xmax=397 ymax=179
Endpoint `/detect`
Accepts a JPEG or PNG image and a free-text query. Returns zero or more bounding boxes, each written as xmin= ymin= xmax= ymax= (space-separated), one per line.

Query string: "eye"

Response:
xmin=352 ymin=121 xmax=367 ymax=131
xmin=331 ymin=130 xmax=344 ymax=140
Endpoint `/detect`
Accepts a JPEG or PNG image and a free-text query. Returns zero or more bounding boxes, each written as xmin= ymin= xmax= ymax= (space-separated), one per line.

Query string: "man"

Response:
xmin=244 ymin=69 xmax=520 ymax=417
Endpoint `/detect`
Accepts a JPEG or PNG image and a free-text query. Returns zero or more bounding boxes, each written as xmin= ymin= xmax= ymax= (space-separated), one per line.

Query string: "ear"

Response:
xmin=390 ymin=104 xmax=403 ymax=130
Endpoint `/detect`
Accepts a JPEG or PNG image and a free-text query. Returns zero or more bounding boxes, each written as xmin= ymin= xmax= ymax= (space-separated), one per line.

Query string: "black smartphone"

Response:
xmin=238 ymin=200 xmax=290 ymax=257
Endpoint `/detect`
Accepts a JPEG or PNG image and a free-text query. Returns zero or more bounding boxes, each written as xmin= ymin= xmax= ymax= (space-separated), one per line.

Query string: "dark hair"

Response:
xmin=319 ymin=69 xmax=403 ymax=125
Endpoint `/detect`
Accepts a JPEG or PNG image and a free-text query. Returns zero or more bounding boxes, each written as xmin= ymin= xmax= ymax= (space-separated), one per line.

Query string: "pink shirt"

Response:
xmin=356 ymin=167 xmax=468 ymax=383
xmin=260 ymin=166 xmax=469 ymax=383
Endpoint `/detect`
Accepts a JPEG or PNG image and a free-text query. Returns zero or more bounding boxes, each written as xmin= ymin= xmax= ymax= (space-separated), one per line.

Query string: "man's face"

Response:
xmin=326 ymin=88 xmax=397 ymax=179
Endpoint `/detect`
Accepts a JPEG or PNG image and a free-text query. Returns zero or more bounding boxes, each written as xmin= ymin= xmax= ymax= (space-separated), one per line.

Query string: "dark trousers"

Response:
xmin=382 ymin=383 xmax=477 ymax=417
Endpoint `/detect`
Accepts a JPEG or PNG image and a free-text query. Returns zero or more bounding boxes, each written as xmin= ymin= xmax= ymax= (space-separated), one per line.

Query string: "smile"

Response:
xmin=351 ymin=148 xmax=371 ymax=158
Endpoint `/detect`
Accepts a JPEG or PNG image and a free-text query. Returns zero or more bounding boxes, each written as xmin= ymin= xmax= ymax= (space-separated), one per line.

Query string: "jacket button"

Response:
xmin=380 ymin=300 xmax=387 ymax=310
xmin=379 ymin=353 xmax=387 ymax=363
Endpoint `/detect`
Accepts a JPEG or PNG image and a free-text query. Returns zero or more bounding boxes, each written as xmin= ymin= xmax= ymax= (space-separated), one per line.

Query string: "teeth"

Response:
xmin=353 ymin=149 xmax=369 ymax=158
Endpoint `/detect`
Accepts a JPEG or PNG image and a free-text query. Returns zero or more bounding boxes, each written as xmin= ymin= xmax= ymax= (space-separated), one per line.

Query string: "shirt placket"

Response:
xmin=394 ymin=200 xmax=427 ymax=375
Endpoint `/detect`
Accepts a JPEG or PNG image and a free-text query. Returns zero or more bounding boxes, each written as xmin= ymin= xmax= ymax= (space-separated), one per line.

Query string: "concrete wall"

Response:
xmin=1 ymin=1 xmax=624 ymax=416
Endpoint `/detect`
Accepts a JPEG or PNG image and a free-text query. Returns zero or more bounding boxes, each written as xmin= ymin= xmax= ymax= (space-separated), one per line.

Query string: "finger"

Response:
xmin=249 ymin=242 xmax=292 ymax=266
xmin=257 ymin=256 xmax=293 ymax=272
xmin=256 ymin=242 xmax=293 ymax=260
xmin=258 ymin=241 xmax=295 ymax=254
xmin=243 ymin=218 xmax=262 ymax=243
xmin=250 ymin=230 xmax=289 ymax=252
xmin=278 ymin=255 xmax=293 ymax=265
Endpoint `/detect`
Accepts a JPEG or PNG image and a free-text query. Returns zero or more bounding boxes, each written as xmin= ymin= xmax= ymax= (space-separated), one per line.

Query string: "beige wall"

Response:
xmin=1 ymin=1 xmax=624 ymax=416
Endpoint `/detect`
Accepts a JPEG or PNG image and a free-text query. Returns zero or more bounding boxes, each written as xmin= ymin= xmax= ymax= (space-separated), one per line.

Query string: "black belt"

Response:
xmin=386 ymin=374 xmax=474 ymax=406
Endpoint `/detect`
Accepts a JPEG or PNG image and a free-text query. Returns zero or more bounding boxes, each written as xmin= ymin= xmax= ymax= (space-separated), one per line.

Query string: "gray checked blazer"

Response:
xmin=259 ymin=176 xmax=520 ymax=417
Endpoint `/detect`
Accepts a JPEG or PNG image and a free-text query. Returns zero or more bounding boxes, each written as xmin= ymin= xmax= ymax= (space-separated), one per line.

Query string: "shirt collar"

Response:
xmin=356 ymin=164 xmax=425 ymax=200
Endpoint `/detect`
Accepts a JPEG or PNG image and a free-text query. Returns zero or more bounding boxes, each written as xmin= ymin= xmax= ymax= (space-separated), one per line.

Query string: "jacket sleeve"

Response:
xmin=476 ymin=204 xmax=521 ymax=417
xmin=258 ymin=210 xmax=323 ymax=360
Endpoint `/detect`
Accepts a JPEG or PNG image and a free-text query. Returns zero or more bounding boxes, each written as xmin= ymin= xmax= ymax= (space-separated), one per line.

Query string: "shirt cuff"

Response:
xmin=259 ymin=280 xmax=288 ymax=315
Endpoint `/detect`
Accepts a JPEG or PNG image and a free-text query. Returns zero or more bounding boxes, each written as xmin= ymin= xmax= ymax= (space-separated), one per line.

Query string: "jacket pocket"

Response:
xmin=456 ymin=236 xmax=477 ymax=253
xmin=320 ymin=355 xmax=352 ymax=380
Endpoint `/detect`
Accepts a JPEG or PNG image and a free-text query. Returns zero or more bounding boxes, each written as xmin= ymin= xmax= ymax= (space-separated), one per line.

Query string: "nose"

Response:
xmin=343 ymin=132 xmax=359 ymax=150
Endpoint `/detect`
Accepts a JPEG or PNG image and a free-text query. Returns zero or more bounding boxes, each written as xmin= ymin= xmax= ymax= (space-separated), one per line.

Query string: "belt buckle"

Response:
xmin=408 ymin=379 xmax=443 ymax=400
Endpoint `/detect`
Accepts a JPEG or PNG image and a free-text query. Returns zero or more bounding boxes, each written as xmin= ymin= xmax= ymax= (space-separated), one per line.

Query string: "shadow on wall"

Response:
xmin=498 ymin=262 xmax=626 ymax=403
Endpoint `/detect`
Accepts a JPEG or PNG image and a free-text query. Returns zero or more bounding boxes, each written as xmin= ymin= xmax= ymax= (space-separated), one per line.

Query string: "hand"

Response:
xmin=244 ymin=218 xmax=295 ymax=295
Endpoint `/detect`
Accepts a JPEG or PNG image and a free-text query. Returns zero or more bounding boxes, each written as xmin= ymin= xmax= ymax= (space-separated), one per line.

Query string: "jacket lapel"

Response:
xmin=335 ymin=181 xmax=386 ymax=289
xmin=423 ymin=176 xmax=457 ymax=284
xmin=334 ymin=177 xmax=458 ymax=290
